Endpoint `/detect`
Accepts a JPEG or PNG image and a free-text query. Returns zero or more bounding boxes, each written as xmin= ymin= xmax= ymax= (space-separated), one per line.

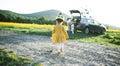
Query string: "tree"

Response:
xmin=0 ymin=14 xmax=6 ymax=21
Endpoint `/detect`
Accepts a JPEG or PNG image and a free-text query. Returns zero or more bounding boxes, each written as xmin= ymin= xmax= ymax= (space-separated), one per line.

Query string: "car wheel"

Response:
xmin=101 ymin=28 xmax=106 ymax=34
xmin=84 ymin=27 xmax=89 ymax=34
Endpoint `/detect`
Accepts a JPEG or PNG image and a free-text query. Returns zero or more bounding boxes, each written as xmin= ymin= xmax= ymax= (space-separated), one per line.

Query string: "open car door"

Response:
xmin=70 ymin=10 xmax=81 ymax=21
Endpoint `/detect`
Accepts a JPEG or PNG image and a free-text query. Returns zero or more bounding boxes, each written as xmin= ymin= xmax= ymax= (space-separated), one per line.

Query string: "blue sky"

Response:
xmin=0 ymin=0 xmax=120 ymax=27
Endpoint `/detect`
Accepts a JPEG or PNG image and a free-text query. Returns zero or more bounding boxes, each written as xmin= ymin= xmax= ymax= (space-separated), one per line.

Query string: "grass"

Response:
xmin=0 ymin=22 xmax=120 ymax=48
xmin=0 ymin=22 xmax=54 ymax=36
xmin=68 ymin=32 xmax=120 ymax=47
xmin=0 ymin=48 xmax=31 ymax=66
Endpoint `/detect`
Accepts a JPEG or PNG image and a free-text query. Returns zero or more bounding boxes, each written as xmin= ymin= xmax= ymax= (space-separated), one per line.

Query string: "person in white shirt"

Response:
xmin=67 ymin=18 xmax=72 ymax=32
xmin=71 ymin=23 xmax=74 ymax=34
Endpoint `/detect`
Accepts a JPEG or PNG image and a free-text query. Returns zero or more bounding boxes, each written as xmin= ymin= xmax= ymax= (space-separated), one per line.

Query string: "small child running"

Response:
xmin=51 ymin=13 xmax=69 ymax=55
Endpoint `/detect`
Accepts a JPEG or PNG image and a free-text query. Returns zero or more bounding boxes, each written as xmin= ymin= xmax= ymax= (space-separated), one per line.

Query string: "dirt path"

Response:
xmin=0 ymin=30 xmax=120 ymax=66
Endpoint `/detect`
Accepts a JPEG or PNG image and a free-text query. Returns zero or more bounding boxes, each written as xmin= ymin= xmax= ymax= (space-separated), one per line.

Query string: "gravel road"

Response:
xmin=0 ymin=30 xmax=120 ymax=66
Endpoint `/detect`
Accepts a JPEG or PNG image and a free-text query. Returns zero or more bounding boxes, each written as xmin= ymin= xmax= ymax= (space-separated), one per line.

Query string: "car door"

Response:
xmin=93 ymin=20 xmax=102 ymax=33
xmin=88 ymin=20 xmax=97 ymax=32
xmin=70 ymin=10 xmax=82 ymax=30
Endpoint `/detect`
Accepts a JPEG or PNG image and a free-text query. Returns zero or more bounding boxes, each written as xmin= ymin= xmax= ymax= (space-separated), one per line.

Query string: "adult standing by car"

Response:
xmin=67 ymin=18 xmax=72 ymax=32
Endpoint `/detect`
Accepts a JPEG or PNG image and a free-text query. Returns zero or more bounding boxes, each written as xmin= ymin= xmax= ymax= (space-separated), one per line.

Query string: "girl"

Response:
xmin=51 ymin=15 xmax=69 ymax=55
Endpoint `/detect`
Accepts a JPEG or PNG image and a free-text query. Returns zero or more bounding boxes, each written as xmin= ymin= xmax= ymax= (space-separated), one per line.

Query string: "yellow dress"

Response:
xmin=51 ymin=25 xmax=68 ymax=43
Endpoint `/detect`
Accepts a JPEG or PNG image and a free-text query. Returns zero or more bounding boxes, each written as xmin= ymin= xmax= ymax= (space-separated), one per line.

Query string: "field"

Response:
xmin=0 ymin=22 xmax=120 ymax=66
xmin=0 ymin=22 xmax=120 ymax=47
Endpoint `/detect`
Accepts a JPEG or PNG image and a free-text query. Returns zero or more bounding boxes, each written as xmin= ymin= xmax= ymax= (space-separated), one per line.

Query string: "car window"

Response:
xmin=88 ymin=19 xmax=94 ymax=23
xmin=94 ymin=20 xmax=101 ymax=25
xmin=81 ymin=18 xmax=88 ymax=22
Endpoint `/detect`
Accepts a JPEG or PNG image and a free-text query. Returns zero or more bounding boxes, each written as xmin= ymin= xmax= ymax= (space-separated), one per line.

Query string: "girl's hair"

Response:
xmin=56 ymin=19 xmax=63 ymax=23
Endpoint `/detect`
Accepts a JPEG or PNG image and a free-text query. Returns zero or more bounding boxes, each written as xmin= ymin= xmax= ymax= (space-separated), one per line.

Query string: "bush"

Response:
xmin=0 ymin=48 xmax=31 ymax=66
xmin=103 ymin=33 xmax=120 ymax=45
xmin=114 ymin=36 xmax=120 ymax=40
xmin=110 ymin=39 xmax=120 ymax=45
xmin=103 ymin=34 xmax=114 ymax=39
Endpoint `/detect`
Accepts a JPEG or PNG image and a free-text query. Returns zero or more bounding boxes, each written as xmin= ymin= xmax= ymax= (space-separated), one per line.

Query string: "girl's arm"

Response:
xmin=62 ymin=26 xmax=69 ymax=39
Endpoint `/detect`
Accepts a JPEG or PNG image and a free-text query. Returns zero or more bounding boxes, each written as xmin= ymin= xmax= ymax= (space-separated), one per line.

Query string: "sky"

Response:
xmin=0 ymin=0 xmax=120 ymax=27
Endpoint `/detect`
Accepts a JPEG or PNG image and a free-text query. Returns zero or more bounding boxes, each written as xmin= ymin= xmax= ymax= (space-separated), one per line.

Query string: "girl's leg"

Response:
xmin=57 ymin=44 xmax=61 ymax=52
xmin=51 ymin=43 xmax=60 ymax=52
xmin=51 ymin=43 xmax=56 ymax=52
xmin=60 ymin=43 xmax=64 ymax=52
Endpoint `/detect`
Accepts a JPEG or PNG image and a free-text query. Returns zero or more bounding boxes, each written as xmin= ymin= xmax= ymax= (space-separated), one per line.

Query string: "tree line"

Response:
xmin=0 ymin=10 xmax=56 ymax=24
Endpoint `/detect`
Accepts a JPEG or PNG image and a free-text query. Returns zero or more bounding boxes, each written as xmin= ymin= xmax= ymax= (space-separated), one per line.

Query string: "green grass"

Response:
xmin=0 ymin=23 xmax=120 ymax=48
xmin=0 ymin=48 xmax=31 ymax=66
xmin=103 ymin=32 xmax=120 ymax=45
xmin=68 ymin=31 xmax=120 ymax=47
xmin=0 ymin=25 xmax=52 ymax=36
